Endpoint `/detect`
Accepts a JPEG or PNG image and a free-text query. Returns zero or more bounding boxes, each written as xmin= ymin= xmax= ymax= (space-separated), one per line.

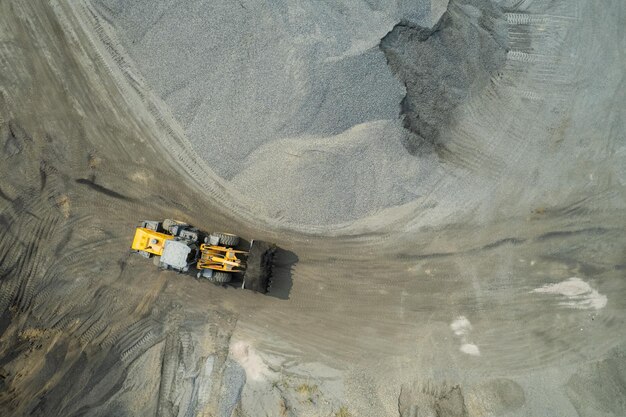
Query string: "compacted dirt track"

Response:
xmin=0 ymin=1 xmax=625 ymax=416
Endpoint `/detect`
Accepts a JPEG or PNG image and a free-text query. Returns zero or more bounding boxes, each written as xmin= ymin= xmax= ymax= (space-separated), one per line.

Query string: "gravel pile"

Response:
xmin=91 ymin=0 xmax=507 ymax=226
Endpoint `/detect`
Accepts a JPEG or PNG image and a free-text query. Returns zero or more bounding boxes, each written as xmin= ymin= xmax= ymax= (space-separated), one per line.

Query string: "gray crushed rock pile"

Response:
xmin=90 ymin=0 xmax=509 ymax=225
xmin=230 ymin=120 xmax=440 ymax=223
xmin=381 ymin=0 xmax=508 ymax=151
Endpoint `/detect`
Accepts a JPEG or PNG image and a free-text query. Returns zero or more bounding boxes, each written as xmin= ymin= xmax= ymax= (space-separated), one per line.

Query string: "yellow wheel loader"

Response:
xmin=130 ymin=219 xmax=276 ymax=293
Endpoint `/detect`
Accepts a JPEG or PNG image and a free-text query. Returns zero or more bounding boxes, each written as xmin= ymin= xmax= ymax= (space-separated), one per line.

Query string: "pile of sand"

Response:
xmin=84 ymin=0 xmax=623 ymax=233
xmin=90 ymin=0 xmax=513 ymax=226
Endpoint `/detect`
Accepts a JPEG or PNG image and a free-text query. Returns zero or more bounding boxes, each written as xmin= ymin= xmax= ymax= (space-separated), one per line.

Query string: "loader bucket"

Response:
xmin=242 ymin=240 xmax=276 ymax=293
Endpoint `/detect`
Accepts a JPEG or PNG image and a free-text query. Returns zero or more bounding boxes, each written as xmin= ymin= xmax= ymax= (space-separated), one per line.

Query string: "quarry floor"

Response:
xmin=0 ymin=1 xmax=625 ymax=416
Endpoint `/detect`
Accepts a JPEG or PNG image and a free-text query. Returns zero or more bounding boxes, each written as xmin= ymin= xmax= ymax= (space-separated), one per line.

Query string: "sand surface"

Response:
xmin=0 ymin=0 xmax=625 ymax=416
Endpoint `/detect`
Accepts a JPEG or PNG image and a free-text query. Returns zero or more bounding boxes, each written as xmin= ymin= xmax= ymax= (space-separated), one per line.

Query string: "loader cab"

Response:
xmin=159 ymin=239 xmax=199 ymax=272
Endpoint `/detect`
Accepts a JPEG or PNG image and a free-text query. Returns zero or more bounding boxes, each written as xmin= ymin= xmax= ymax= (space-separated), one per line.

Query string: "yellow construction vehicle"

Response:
xmin=130 ymin=219 xmax=276 ymax=292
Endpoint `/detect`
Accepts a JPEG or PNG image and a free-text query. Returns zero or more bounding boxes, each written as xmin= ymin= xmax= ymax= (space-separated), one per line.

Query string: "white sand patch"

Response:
xmin=450 ymin=316 xmax=480 ymax=356
xmin=460 ymin=343 xmax=481 ymax=356
xmin=450 ymin=316 xmax=472 ymax=336
xmin=229 ymin=341 xmax=269 ymax=381
xmin=130 ymin=170 xmax=151 ymax=184
xmin=532 ymin=277 xmax=607 ymax=310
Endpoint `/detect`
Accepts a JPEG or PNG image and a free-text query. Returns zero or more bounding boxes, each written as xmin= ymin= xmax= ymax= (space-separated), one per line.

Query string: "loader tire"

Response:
xmin=212 ymin=271 xmax=232 ymax=283
xmin=142 ymin=220 xmax=161 ymax=231
xmin=162 ymin=219 xmax=184 ymax=234
xmin=214 ymin=233 xmax=239 ymax=247
xmin=162 ymin=218 xmax=174 ymax=232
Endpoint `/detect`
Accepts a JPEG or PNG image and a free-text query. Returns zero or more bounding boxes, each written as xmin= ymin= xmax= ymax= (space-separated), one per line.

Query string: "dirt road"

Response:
xmin=0 ymin=1 xmax=624 ymax=416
